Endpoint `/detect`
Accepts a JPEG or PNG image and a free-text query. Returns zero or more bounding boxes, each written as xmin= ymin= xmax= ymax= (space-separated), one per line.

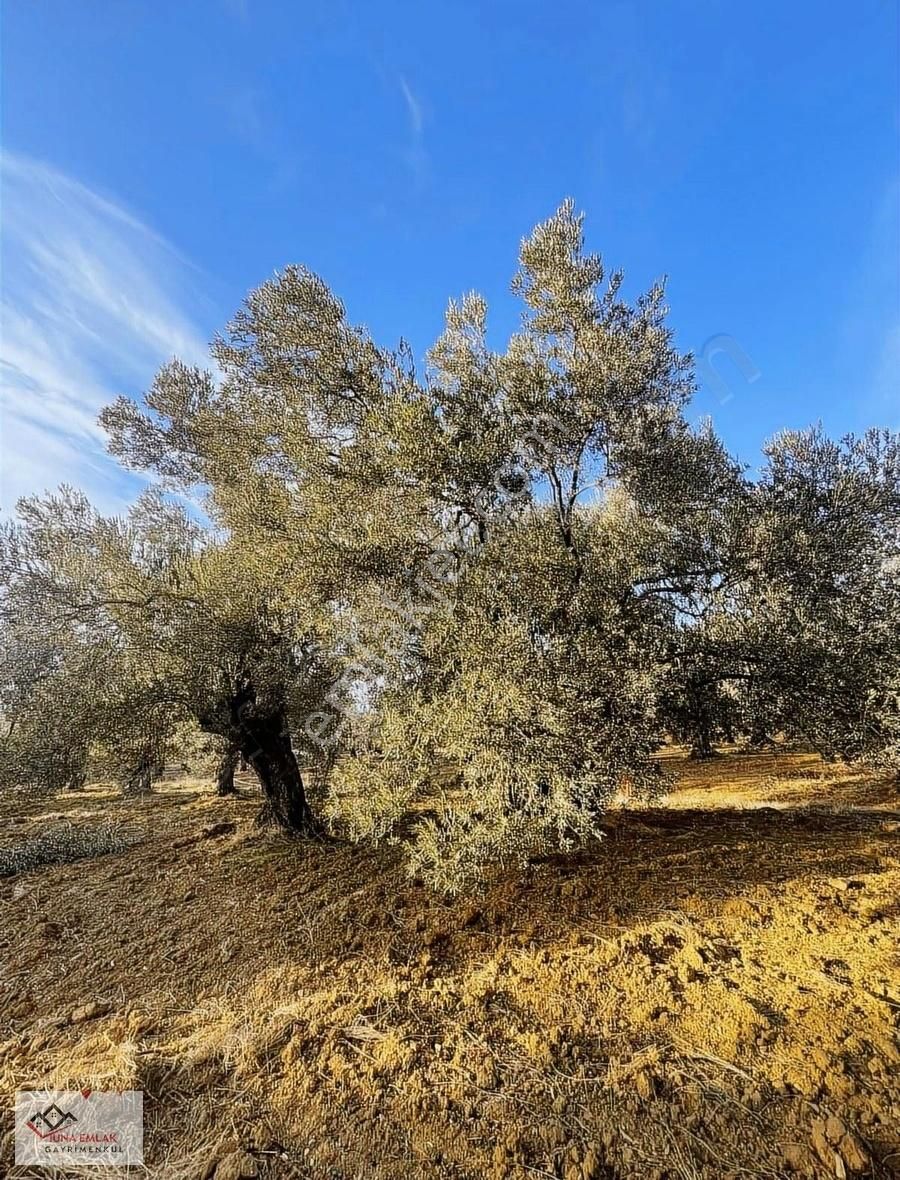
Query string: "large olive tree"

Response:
xmin=11 ymin=199 xmax=889 ymax=889
xmin=322 ymin=203 xmax=747 ymax=889
xmin=98 ymin=202 xmax=750 ymax=888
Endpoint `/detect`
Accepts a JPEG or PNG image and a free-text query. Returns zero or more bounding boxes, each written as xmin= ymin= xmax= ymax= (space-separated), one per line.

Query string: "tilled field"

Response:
xmin=1 ymin=752 xmax=899 ymax=1179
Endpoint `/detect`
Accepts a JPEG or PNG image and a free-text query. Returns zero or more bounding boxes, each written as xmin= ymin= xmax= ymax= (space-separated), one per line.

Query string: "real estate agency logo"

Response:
xmin=26 ymin=1101 xmax=79 ymax=1138
xmin=15 ymin=1089 xmax=144 ymax=1166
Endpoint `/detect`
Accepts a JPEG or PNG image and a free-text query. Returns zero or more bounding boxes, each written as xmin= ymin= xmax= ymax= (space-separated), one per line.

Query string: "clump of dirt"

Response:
xmin=1 ymin=756 xmax=899 ymax=1178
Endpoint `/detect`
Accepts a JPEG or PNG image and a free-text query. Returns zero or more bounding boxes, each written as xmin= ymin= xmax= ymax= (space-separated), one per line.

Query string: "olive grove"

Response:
xmin=2 ymin=202 xmax=897 ymax=890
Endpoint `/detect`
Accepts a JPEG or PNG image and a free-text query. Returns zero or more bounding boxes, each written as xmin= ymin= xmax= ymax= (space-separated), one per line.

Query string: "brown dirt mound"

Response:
xmin=1 ymin=755 xmax=899 ymax=1178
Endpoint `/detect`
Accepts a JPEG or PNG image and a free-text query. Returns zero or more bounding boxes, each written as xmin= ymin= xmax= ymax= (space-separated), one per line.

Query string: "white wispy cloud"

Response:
xmin=398 ymin=75 xmax=428 ymax=191
xmin=0 ymin=152 xmax=211 ymax=513
xmin=399 ymin=76 xmax=424 ymax=137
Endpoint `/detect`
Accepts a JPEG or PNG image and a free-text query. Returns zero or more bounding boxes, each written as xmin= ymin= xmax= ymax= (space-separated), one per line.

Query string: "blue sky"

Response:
xmin=2 ymin=0 xmax=898 ymax=512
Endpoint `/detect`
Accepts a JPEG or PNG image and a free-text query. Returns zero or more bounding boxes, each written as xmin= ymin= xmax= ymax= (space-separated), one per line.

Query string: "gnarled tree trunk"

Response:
xmin=229 ymin=685 xmax=316 ymax=834
xmin=215 ymin=745 xmax=239 ymax=796
xmin=689 ymin=731 xmax=716 ymax=760
xmin=687 ymin=689 xmax=717 ymax=760
xmin=748 ymin=718 xmax=772 ymax=749
xmin=122 ymin=753 xmax=154 ymax=797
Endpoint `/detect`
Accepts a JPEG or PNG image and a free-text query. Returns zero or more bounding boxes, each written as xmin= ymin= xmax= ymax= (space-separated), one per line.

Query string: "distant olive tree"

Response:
xmin=0 ymin=496 xmax=174 ymax=800
xmin=742 ymin=427 xmax=900 ymax=767
xmin=0 ymin=626 xmax=91 ymax=795
xmin=0 ymin=489 xmax=339 ymax=828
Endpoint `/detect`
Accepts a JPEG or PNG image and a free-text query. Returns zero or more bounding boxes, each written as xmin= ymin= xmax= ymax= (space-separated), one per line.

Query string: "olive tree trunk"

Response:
xmin=241 ymin=723 xmax=314 ymax=831
xmin=228 ymin=687 xmax=316 ymax=834
xmin=215 ymin=745 xmax=239 ymax=796
xmin=122 ymin=754 xmax=154 ymax=797
xmin=748 ymin=718 xmax=771 ymax=748
xmin=689 ymin=732 xmax=716 ymax=760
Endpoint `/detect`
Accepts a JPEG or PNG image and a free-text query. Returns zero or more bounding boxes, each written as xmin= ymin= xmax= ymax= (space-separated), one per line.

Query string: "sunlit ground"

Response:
xmin=1 ymin=750 xmax=898 ymax=1179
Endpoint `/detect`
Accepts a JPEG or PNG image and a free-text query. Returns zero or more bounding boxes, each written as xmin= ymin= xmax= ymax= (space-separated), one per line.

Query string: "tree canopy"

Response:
xmin=2 ymin=201 xmax=897 ymax=891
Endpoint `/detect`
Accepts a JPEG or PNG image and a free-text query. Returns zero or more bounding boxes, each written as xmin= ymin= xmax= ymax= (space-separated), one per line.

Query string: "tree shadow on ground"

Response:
xmin=4 ymin=756 xmax=899 ymax=1180
xmin=3 ymin=756 xmax=898 ymax=1013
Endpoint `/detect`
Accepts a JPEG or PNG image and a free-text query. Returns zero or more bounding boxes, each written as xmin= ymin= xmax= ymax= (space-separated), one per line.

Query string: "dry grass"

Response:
xmin=1 ymin=753 xmax=898 ymax=1179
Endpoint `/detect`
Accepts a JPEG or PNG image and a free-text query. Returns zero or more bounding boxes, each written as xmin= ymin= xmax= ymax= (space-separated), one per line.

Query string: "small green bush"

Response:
xmin=0 ymin=822 xmax=139 ymax=877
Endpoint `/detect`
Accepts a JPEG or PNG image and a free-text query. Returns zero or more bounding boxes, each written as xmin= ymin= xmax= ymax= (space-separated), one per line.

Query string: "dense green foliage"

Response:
xmin=2 ymin=203 xmax=897 ymax=890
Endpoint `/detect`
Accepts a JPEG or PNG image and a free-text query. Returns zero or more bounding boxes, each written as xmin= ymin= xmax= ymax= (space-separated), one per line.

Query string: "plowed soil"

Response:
xmin=1 ymin=751 xmax=899 ymax=1179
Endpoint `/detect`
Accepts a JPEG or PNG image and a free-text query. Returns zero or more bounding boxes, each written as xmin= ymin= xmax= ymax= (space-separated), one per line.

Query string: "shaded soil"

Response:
xmin=1 ymin=752 xmax=899 ymax=1179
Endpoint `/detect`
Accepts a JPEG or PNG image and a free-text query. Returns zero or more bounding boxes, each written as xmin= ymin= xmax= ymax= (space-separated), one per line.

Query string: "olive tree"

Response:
xmin=323 ymin=203 xmax=747 ymax=889
xmin=743 ymin=426 xmax=900 ymax=766
xmin=0 ymin=626 xmax=92 ymax=794
xmin=0 ymin=490 xmax=176 ymax=799
xmin=27 ymin=198 xmax=890 ymax=889
xmin=0 ymin=488 xmax=339 ymax=828
xmin=99 ymin=201 xmax=751 ymax=888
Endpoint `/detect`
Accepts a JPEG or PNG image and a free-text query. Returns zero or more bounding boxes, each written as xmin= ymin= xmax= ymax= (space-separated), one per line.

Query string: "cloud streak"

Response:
xmin=398 ymin=75 xmax=428 ymax=191
xmin=399 ymin=76 xmax=424 ymax=137
xmin=0 ymin=152 xmax=211 ymax=513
